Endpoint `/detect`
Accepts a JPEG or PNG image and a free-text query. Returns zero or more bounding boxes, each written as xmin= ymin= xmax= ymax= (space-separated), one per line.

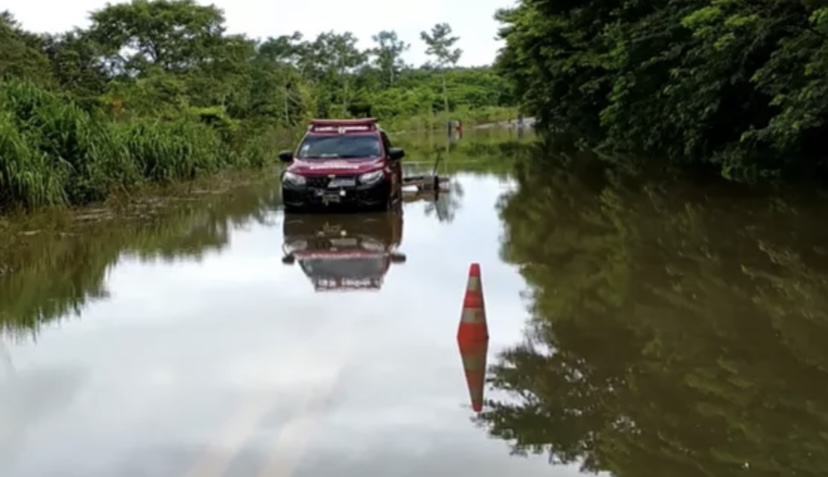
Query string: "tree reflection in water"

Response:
xmin=0 ymin=179 xmax=282 ymax=338
xmin=477 ymin=140 xmax=828 ymax=477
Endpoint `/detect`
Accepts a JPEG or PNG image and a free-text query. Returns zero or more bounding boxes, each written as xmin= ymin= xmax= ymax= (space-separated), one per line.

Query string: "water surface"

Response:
xmin=3 ymin=128 xmax=828 ymax=477
xmin=0 ymin=129 xmax=569 ymax=477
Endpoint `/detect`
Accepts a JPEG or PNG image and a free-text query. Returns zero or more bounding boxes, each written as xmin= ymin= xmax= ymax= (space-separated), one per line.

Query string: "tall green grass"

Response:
xmin=0 ymin=80 xmax=273 ymax=211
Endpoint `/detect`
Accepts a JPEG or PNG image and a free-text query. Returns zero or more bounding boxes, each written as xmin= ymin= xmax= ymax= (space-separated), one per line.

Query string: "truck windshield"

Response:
xmin=297 ymin=134 xmax=382 ymax=159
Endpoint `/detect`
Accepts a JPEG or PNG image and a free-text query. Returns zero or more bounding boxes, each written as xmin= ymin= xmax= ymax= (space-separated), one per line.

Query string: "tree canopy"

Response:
xmin=495 ymin=0 xmax=828 ymax=182
xmin=1 ymin=1 xmax=515 ymax=125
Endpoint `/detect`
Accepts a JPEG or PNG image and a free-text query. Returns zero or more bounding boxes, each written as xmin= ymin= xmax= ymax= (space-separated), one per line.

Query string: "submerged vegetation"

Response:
xmin=495 ymin=0 xmax=828 ymax=183
xmin=0 ymin=1 xmax=516 ymax=210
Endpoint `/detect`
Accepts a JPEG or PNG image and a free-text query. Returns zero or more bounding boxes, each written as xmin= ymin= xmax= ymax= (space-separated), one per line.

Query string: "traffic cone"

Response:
xmin=458 ymin=336 xmax=488 ymax=413
xmin=457 ymin=263 xmax=488 ymax=345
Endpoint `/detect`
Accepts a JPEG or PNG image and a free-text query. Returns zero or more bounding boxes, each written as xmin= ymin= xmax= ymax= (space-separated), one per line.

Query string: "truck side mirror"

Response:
xmin=279 ymin=150 xmax=293 ymax=162
xmin=388 ymin=148 xmax=404 ymax=160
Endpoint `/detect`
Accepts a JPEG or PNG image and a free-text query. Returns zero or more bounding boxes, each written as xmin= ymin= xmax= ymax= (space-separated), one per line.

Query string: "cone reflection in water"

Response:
xmin=458 ymin=335 xmax=488 ymax=413
xmin=457 ymin=262 xmax=489 ymax=413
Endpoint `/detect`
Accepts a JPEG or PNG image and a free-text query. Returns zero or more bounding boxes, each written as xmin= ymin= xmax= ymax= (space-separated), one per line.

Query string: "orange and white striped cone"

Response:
xmin=458 ymin=337 xmax=488 ymax=413
xmin=457 ymin=263 xmax=489 ymax=345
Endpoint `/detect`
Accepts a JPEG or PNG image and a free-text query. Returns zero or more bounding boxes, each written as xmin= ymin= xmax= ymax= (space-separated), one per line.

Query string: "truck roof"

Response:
xmin=307 ymin=118 xmax=381 ymax=134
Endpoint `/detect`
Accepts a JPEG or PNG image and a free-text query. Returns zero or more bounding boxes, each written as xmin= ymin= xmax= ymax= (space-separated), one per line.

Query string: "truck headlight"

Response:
xmin=283 ymin=171 xmax=306 ymax=186
xmin=358 ymin=170 xmax=383 ymax=184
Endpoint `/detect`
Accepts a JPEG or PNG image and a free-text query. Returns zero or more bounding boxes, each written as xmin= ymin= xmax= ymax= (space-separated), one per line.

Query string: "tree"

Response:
xmin=0 ymin=11 xmax=52 ymax=84
xmin=257 ymin=32 xmax=304 ymax=65
xmin=370 ymin=30 xmax=409 ymax=88
xmin=420 ymin=23 xmax=462 ymax=114
xmin=86 ymin=0 xmax=227 ymax=77
xmin=494 ymin=0 xmax=828 ymax=182
xmin=41 ymin=30 xmax=109 ymax=103
xmin=307 ymin=31 xmax=366 ymax=116
xmin=85 ymin=0 xmax=256 ymax=112
xmin=251 ymin=33 xmax=310 ymax=125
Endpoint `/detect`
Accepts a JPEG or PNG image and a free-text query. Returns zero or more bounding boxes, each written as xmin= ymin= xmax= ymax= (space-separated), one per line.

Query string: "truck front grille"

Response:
xmin=306 ymin=176 xmax=357 ymax=188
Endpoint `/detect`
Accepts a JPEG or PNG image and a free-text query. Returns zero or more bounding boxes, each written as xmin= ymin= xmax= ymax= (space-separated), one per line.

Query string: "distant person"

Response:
xmin=517 ymin=113 xmax=524 ymax=127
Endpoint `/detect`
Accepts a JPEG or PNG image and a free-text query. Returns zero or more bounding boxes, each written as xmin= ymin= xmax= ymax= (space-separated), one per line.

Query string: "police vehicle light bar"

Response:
xmin=308 ymin=118 xmax=378 ymax=133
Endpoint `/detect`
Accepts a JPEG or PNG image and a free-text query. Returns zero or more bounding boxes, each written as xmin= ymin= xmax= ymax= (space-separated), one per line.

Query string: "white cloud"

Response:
xmin=5 ymin=0 xmax=515 ymax=66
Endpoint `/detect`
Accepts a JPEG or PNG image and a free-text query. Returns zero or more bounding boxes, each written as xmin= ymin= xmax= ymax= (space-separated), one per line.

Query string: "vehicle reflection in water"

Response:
xmin=280 ymin=212 xmax=406 ymax=292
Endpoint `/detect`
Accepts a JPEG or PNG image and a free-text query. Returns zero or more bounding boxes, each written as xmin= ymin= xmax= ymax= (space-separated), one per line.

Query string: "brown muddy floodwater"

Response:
xmin=2 ymin=128 xmax=828 ymax=477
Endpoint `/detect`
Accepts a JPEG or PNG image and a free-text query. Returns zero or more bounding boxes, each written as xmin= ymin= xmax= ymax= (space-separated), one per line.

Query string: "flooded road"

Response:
xmin=4 ymin=129 xmax=828 ymax=476
xmin=0 ymin=129 xmax=566 ymax=477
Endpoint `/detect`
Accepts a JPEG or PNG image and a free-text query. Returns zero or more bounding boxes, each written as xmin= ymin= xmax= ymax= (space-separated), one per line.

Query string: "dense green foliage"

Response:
xmin=495 ymin=0 xmax=828 ymax=182
xmin=478 ymin=139 xmax=828 ymax=475
xmin=0 ymin=0 xmax=516 ymax=210
xmin=0 ymin=80 xmax=269 ymax=208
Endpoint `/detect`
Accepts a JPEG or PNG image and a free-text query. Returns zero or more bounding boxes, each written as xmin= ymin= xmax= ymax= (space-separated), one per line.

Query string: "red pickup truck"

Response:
xmin=279 ymin=118 xmax=405 ymax=212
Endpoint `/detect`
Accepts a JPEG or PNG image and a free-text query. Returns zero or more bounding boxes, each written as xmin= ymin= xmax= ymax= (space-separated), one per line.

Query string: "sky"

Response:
xmin=5 ymin=0 xmax=516 ymax=67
